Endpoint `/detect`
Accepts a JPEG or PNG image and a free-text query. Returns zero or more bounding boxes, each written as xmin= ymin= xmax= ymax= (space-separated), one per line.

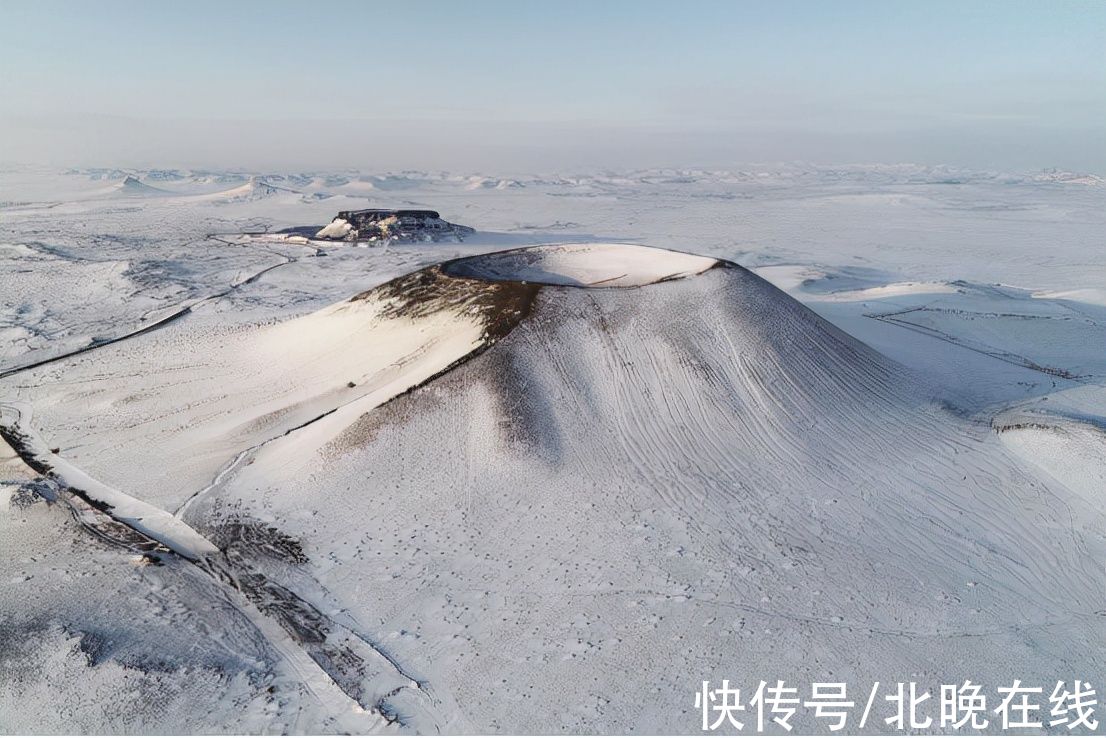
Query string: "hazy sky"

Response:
xmin=1 ymin=0 xmax=1103 ymax=173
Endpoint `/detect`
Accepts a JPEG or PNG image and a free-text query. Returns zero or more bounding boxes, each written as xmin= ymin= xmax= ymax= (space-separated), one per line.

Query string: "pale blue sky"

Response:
xmin=1 ymin=0 xmax=1103 ymax=172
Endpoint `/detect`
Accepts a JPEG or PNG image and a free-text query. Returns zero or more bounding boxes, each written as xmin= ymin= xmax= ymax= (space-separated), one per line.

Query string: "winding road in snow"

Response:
xmin=0 ymin=235 xmax=309 ymax=380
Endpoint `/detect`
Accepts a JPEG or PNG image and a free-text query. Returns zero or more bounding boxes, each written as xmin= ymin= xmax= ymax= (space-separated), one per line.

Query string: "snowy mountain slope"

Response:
xmin=1 ymin=246 xmax=713 ymax=513
xmin=0 ymin=260 xmax=546 ymax=731
xmin=1 ymin=268 xmax=522 ymax=513
xmin=1 ymin=245 xmax=738 ymax=732
xmin=163 ymin=245 xmax=1101 ymax=733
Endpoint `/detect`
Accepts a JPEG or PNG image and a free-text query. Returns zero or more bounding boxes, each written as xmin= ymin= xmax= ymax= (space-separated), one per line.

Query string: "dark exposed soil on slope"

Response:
xmin=351 ymin=263 xmax=541 ymax=341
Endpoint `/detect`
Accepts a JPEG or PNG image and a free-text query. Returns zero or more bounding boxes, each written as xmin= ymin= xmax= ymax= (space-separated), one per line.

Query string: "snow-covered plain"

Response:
xmin=1 ymin=164 xmax=1104 ymax=733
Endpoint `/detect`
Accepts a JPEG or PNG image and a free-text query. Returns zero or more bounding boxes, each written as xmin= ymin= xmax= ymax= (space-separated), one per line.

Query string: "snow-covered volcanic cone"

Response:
xmin=201 ymin=176 xmax=290 ymax=202
xmin=198 ymin=245 xmax=1101 ymax=731
xmin=97 ymin=174 xmax=171 ymax=198
xmin=3 ymin=244 xmax=1101 ymax=733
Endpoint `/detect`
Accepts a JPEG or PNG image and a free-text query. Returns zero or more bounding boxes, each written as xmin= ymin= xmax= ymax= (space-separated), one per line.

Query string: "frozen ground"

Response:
xmin=1 ymin=164 xmax=1104 ymax=733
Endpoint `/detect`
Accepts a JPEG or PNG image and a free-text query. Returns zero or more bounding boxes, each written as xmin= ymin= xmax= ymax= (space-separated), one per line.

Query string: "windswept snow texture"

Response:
xmin=1 ymin=165 xmax=1105 ymax=734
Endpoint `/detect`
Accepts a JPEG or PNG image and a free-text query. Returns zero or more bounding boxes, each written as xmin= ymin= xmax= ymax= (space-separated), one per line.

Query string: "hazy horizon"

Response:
xmin=2 ymin=0 xmax=1104 ymax=174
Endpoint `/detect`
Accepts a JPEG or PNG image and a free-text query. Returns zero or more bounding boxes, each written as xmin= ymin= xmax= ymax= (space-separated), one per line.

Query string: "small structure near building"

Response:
xmin=315 ymin=208 xmax=474 ymax=243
